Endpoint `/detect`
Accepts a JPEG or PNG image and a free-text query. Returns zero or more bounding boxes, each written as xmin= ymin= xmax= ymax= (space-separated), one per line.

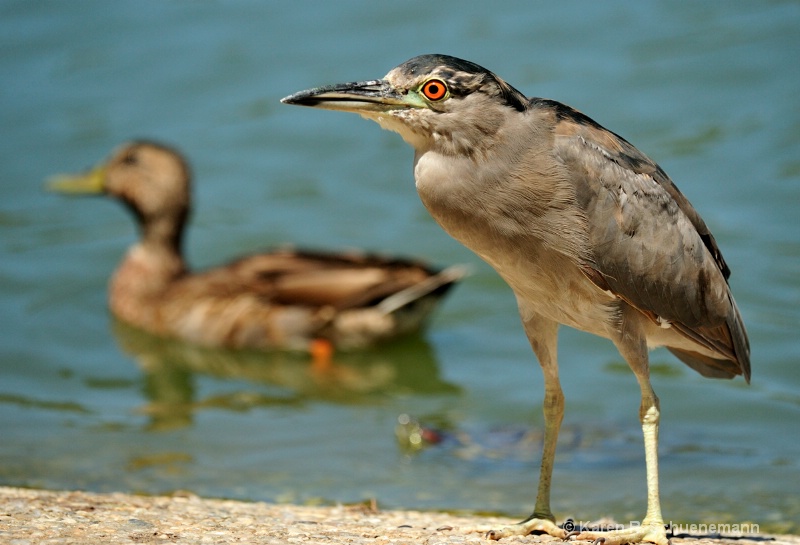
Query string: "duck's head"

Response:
xmin=49 ymin=140 xmax=192 ymax=229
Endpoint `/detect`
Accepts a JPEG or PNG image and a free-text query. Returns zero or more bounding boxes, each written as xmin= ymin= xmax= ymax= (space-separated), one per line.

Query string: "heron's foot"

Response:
xmin=575 ymin=521 xmax=669 ymax=545
xmin=486 ymin=517 xmax=567 ymax=541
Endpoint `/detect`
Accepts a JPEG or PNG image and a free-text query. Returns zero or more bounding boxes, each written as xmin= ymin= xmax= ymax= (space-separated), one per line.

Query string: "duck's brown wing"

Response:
xmin=160 ymin=248 xmax=463 ymax=350
xmin=222 ymin=248 xmax=456 ymax=308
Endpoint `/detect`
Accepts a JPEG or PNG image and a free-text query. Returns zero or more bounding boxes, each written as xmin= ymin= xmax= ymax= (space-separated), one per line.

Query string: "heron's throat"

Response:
xmin=362 ymin=110 xmax=431 ymax=151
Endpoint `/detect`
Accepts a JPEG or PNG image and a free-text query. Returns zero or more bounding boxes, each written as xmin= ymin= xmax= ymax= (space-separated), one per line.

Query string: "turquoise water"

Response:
xmin=2 ymin=0 xmax=799 ymax=534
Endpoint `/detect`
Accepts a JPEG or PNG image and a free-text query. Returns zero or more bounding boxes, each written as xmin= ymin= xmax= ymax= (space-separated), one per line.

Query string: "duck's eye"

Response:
xmin=421 ymin=79 xmax=448 ymax=101
xmin=121 ymin=153 xmax=138 ymax=166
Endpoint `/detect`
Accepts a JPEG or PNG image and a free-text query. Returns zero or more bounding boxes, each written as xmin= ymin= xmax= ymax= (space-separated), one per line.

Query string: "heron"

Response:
xmin=282 ymin=54 xmax=750 ymax=544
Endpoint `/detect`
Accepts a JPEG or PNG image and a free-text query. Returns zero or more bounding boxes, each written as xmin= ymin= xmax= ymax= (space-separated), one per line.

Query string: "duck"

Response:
xmin=48 ymin=140 xmax=464 ymax=352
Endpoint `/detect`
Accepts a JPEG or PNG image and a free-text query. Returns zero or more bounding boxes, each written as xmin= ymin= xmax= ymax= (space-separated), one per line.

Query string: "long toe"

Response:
xmin=576 ymin=522 xmax=669 ymax=545
xmin=486 ymin=517 xmax=568 ymax=541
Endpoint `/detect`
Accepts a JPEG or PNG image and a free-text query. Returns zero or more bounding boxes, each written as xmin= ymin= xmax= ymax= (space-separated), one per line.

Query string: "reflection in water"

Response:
xmin=394 ymin=413 xmax=621 ymax=469
xmin=111 ymin=320 xmax=460 ymax=431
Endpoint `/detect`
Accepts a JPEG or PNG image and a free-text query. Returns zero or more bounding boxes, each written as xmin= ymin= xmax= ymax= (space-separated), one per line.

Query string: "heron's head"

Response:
xmin=281 ymin=54 xmax=529 ymax=155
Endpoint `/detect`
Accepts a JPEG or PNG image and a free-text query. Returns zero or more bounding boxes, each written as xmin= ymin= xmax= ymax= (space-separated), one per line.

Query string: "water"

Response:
xmin=2 ymin=0 xmax=799 ymax=534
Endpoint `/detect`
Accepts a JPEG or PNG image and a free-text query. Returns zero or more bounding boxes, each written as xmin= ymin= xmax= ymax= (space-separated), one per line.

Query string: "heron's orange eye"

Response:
xmin=421 ymin=79 xmax=448 ymax=101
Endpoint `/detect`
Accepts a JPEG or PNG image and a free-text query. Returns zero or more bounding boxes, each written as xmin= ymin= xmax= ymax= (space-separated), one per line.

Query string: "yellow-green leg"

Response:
xmin=574 ymin=307 xmax=669 ymax=545
xmin=488 ymin=305 xmax=669 ymax=545
xmin=487 ymin=314 xmax=567 ymax=540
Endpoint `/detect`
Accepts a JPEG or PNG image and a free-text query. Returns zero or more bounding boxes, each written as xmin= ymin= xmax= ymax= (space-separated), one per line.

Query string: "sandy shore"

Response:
xmin=0 ymin=486 xmax=794 ymax=545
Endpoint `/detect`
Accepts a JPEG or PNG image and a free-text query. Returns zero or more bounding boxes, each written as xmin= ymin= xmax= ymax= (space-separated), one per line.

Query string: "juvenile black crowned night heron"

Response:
xmin=282 ymin=54 xmax=750 ymax=544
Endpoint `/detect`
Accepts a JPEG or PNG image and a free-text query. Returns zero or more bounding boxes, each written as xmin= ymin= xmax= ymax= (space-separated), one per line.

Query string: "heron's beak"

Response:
xmin=281 ymin=79 xmax=417 ymax=114
xmin=47 ymin=165 xmax=107 ymax=195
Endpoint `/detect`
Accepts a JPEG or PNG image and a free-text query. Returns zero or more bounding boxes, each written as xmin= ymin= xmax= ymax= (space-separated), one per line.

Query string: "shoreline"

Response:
xmin=1 ymin=486 xmax=795 ymax=544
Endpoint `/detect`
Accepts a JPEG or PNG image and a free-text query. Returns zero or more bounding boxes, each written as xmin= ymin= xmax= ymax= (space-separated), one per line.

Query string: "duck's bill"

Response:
xmin=47 ymin=166 xmax=106 ymax=195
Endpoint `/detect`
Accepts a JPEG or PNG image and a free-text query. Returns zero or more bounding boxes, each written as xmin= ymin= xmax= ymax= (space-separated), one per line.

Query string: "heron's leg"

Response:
xmin=575 ymin=305 xmax=669 ymax=545
xmin=487 ymin=314 xmax=567 ymax=540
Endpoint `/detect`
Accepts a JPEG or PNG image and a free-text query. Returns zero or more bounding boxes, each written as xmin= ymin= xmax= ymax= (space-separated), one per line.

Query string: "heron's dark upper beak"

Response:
xmin=281 ymin=79 xmax=417 ymax=113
